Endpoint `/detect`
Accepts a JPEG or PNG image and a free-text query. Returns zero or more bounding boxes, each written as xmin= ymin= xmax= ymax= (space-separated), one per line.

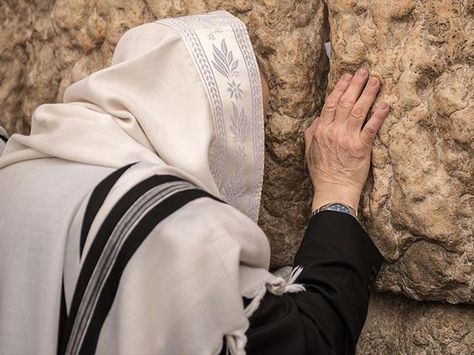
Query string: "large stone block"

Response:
xmin=358 ymin=292 xmax=474 ymax=355
xmin=327 ymin=0 xmax=473 ymax=303
xmin=0 ymin=0 xmax=328 ymax=267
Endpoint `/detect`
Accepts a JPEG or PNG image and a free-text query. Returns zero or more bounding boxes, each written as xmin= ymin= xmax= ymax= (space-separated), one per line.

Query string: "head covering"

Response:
xmin=0 ymin=11 xmax=305 ymax=355
xmin=0 ymin=11 xmax=264 ymax=222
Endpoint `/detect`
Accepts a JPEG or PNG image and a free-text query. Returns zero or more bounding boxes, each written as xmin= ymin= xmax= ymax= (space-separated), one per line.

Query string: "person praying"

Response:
xmin=0 ymin=11 xmax=389 ymax=355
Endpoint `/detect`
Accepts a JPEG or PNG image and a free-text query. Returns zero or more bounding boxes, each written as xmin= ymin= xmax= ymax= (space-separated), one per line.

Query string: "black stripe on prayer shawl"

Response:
xmin=58 ymin=163 xmax=135 ymax=351
xmin=78 ymin=188 xmax=220 ymax=354
xmin=57 ymin=283 xmax=67 ymax=354
xmin=0 ymin=135 xmax=7 ymax=143
xmin=59 ymin=174 xmax=221 ymax=355
xmin=59 ymin=173 xmax=183 ymax=354
xmin=79 ymin=163 xmax=135 ymax=256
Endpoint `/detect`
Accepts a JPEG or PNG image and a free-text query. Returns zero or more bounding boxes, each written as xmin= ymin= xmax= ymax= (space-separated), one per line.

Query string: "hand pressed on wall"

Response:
xmin=305 ymin=68 xmax=390 ymax=212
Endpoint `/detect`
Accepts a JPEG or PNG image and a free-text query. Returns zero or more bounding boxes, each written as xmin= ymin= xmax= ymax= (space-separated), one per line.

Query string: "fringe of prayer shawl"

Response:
xmin=225 ymin=266 xmax=306 ymax=355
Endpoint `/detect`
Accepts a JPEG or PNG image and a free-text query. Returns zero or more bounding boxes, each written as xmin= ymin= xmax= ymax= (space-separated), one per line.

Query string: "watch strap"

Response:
xmin=311 ymin=202 xmax=358 ymax=219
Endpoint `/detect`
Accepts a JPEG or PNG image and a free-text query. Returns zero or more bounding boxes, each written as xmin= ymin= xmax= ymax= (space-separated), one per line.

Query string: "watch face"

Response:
xmin=327 ymin=203 xmax=350 ymax=214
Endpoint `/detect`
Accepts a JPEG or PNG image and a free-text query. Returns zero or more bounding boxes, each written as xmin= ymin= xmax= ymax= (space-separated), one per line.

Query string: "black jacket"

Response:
xmin=245 ymin=210 xmax=384 ymax=355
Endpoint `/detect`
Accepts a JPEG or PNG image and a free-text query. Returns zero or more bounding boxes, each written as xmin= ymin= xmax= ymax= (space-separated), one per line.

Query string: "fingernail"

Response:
xmin=369 ymin=77 xmax=379 ymax=86
xmin=380 ymin=102 xmax=390 ymax=110
xmin=358 ymin=68 xmax=368 ymax=77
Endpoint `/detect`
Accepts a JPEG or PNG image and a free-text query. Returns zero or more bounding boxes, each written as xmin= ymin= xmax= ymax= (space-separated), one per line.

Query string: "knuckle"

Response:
xmin=359 ymin=90 xmax=377 ymax=104
xmin=353 ymin=75 xmax=367 ymax=85
xmin=361 ymin=129 xmax=376 ymax=146
xmin=365 ymin=85 xmax=379 ymax=95
xmin=338 ymin=96 xmax=355 ymax=109
xmin=334 ymin=77 xmax=350 ymax=90
xmin=350 ymin=106 xmax=365 ymax=120
xmin=324 ymin=97 xmax=338 ymax=111
xmin=365 ymin=126 xmax=377 ymax=136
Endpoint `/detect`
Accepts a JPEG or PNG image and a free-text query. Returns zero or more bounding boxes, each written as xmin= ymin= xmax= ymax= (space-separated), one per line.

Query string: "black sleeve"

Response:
xmin=245 ymin=210 xmax=384 ymax=355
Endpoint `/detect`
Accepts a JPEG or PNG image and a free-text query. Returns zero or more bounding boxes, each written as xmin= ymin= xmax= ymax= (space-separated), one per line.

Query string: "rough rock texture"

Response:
xmin=0 ymin=0 xmax=328 ymax=267
xmin=358 ymin=292 xmax=474 ymax=355
xmin=327 ymin=0 xmax=474 ymax=304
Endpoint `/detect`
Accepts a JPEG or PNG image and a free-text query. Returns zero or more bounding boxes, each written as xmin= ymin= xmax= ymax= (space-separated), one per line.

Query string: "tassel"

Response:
xmin=225 ymin=329 xmax=247 ymax=355
xmin=244 ymin=285 xmax=267 ymax=318
xmin=268 ymin=266 xmax=306 ymax=296
xmin=285 ymin=266 xmax=306 ymax=293
xmin=233 ymin=266 xmax=307 ymax=355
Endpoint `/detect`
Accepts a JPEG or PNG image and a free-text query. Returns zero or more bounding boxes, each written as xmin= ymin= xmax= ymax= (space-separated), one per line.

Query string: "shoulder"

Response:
xmin=78 ymin=162 xmax=219 ymax=251
xmin=79 ymin=162 xmax=267 ymax=259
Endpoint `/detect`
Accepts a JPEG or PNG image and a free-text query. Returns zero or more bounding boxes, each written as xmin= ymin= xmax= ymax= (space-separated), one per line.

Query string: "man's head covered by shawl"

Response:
xmin=0 ymin=11 xmax=265 ymax=222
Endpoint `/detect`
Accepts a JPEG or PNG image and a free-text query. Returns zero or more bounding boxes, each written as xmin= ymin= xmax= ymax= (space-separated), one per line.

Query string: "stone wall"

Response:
xmin=327 ymin=0 xmax=473 ymax=304
xmin=359 ymin=292 xmax=474 ymax=354
xmin=1 ymin=0 xmax=473 ymax=353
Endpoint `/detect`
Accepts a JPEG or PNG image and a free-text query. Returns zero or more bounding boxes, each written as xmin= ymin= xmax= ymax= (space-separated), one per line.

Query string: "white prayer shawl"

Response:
xmin=0 ymin=12 xmax=303 ymax=355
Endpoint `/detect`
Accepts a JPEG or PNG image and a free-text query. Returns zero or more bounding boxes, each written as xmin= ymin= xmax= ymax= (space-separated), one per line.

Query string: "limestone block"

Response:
xmin=327 ymin=0 xmax=474 ymax=303
xmin=0 ymin=0 xmax=328 ymax=268
xmin=358 ymin=292 xmax=474 ymax=355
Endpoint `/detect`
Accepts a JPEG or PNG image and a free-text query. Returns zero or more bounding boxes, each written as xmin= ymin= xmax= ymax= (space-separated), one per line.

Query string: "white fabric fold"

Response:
xmin=0 ymin=11 xmax=303 ymax=355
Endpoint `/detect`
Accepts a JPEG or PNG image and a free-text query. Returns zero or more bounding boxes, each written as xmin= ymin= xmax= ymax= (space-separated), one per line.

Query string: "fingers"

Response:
xmin=333 ymin=68 xmax=369 ymax=125
xmin=360 ymin=102 xmax=390 ymax=145
xmin=347 ymin=76 xmax=380 ymax=132
xmin=318 ymin=73 xmax=352 ymax=125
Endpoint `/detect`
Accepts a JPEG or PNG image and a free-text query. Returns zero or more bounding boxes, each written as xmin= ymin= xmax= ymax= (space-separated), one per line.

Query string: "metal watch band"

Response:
xmin=311 ymin=202 xmax=358 ymax=219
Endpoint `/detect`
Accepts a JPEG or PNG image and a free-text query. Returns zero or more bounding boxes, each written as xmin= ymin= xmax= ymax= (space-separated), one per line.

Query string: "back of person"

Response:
xmin=0 ymin=158 xmax=112 ymax=354
xmin=0 ymin=10 xmax=389 ymax=355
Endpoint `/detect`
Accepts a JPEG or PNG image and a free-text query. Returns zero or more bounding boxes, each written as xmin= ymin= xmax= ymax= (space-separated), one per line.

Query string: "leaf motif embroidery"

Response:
xmin=230 ymin=102 xmax=250 ymax=143
xmin=212 ymin=39 xmax=239 ymax=80
xmin=221 ymin=39 xmax=228 ymax=56
xmin=226 ymin=171 xmax=247 ymax=202
xmin=212 ymin=46 xmax=229 ymax=78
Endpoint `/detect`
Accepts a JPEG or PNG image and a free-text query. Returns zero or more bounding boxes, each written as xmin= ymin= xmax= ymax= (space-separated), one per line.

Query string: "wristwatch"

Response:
xmin=311 ymin=202 xmax=358 ymax=219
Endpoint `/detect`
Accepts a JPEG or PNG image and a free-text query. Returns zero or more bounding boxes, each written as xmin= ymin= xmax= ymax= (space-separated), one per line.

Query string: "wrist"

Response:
xmin=312 ymin=186 xmax=361 ymax=212
xmin=311 ymin=202 xmax=358 ymax=220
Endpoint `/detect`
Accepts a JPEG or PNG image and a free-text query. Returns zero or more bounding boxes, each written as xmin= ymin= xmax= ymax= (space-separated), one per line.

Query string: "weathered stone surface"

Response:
xmin=358 ymin=292 xmax=474 ymax=355
xmin=0 ymin=0 xmax=328 ymax=268
xmin=328 ymin=0 xmax=474 ymax=303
